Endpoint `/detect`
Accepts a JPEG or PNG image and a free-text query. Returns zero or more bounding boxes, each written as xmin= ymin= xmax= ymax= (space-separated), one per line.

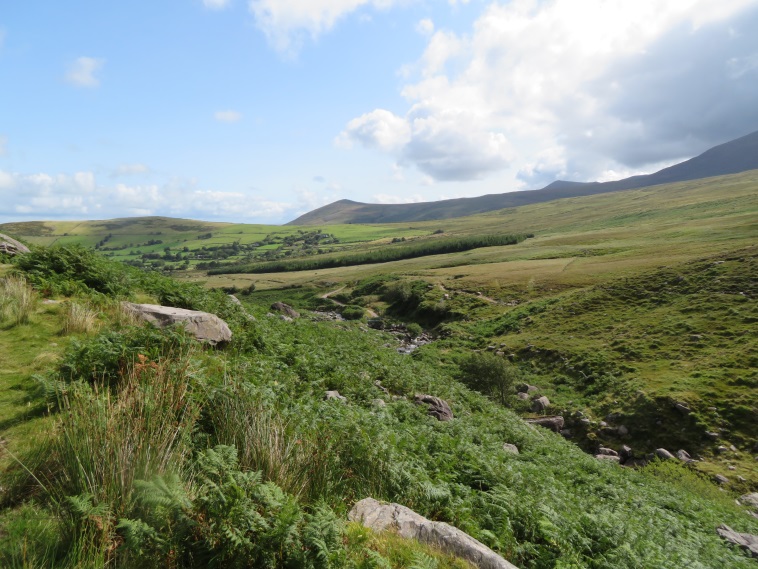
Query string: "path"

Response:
xmin=320 ymin=286 xmax=379 ymax=318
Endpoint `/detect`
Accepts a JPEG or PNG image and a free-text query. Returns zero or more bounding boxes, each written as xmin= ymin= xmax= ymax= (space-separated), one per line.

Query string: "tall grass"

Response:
xmin=0 ymin=275 xmax=36 ymax=326
xmin=60 ymin=301 xmax=100 ymax=335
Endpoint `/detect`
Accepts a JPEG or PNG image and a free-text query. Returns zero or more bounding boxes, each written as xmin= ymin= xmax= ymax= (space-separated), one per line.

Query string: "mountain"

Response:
xmin=288 ymin=128 xmax=758 ymax=225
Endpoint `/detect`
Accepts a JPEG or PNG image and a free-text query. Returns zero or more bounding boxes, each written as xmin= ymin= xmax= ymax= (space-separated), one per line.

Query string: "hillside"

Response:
xmin=1 ymin=247 xmax=757 ymax=567
xmin=288 ymin=129 xmax=758 ymax=225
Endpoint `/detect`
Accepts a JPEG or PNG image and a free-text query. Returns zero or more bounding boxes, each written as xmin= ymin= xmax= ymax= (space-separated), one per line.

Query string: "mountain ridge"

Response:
xmin=288 ymin=128 xmax=758 ymax=225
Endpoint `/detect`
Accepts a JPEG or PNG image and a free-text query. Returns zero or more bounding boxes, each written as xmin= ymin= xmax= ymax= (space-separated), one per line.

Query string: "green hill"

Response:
xmin=287 ymin=129 xmax=758 ymax=225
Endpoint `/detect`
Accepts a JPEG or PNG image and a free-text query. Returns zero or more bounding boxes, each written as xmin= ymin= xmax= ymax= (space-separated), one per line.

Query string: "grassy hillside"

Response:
xmin=287 ymin=131 xmax=758 ymax=225
xmin=0 ymin=248 xmax=757 ymax=568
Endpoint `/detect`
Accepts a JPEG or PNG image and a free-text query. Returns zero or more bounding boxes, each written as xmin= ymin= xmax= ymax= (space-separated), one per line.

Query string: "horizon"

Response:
xmin=2 ymin=1 xmax=758 ymax=224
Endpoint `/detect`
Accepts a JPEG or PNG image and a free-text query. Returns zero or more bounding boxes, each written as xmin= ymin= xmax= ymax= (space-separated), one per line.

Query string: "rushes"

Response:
xmin=0 ymin=275 xmax=36 ymax=326
xmin=61 ymin=301 xmax=100 ymax=335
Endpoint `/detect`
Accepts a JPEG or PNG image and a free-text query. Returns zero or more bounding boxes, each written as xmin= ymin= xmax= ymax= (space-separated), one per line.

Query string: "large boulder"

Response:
xmin=0 ymin=233 xmax=30 ymax=257
xmin=741 ymin=493 xmax=758 ymax=513
xmin=414 ymin=394 xmax=454 ymax=421
xmin=525 ymin=416 xmax=564 ymax=432
xmin=270 ymin=302 xmax=300 ymax=319
xmin=717 ymin=525 xmax=758 ymax=558
xmin=349 ymin=498 xmax=519 ymax=569
xmin=122 ymin=303 xmax=232 ymax=346
xmin=531 ymin=396 xmax=550 ymax=413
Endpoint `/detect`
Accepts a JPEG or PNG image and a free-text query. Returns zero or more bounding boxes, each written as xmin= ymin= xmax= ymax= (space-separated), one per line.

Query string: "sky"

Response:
xmin=1 ymin=0 xmax=758 ymax=225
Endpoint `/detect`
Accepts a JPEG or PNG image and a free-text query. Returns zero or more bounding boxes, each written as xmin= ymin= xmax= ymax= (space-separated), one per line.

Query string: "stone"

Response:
xmin=654 ymin=448 xmax=675 ymax=460
xmin=270 ymin=301 xmax=300 ymax=319
xmin=579 ymin=418 xmax=591 ymax=426
xmin=740 ymin=493 xmax=758 ymax=512
xmin=502 ymin=443 xmax=519 ymax=454
xmin=516 ymin=383 xmax=539 ymax=394
xmin=705 ymin=431 xmax=720 ymax=441
xmin=717 ymin=445 xmax=729 ymax=454
xmin=559 ymin=429 xmax=573 ymax=438
xmin=371 ymin=398 xmax=387 ymax=408
xmin=595 ymin=454 xmax=621 ymax=463
xmin=617 ymin=425 xmax=629 ymax=436
xmin=121 ymin=302 xmax=232 ymax=346
xmin=325 ymin=390 xmax=347 ymax=402
xmin=525 ymin=416 xmax=564 ymax=432
xmin=673 ymin=401 xmax=691 ymax=414
xmin=598 ymin=447 xmax=618 ymax=457
xmin=531 ymin=396 xmax=550 ymax=413
xmin=517 ymin=392 xmax=529 ymax=401
xmin=619 ymin=445 xmax=633 ymax=462
xmin=0 ymin=233 xmax=30 ymax=257
xmin=349 ymin=498 xmax=520 ymax=569
xmin=714 ymin=474 xmax=729 ymax=485
xmin=716 ymin=525 xmax=758 ymax=558
xmin=676 ymin=449 xmax=693 ymax=463
xmin=414 ymin=394 xmax=454 ymax=421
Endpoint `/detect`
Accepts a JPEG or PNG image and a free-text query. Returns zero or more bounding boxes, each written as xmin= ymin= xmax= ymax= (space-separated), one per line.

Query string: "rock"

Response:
xmin=374 ymin=380 xmax=390 ymax=394
xmin=279 ymin=315 xmax=293 ymax=322
xmin=325 ymin=390 xmax=347 ymax=402
xmin=349 ymin=498 xmax=520 ymax=569
xmin=228 ymin=294 xmax=242 ymax=306
xmin=728 ymin=465 xmax=736 ymax=471
xmin=740 ymin=493 xmax=758 ymax=512
xmin=270 ymin=302 xmax=300 ymax=319
xmin=623 ymin=457 xmax=648 ymax=468
xmin=598 ymin=446 xmax=618 ymax=457
xmin=559 ymin=429 xmax=573 ymax=438
xmin=717 ymin=445 xmax=729 ymax=454
xmin=414 ymin=394 xmax=454 ymax=422
xmin=502 ymin=443 xmax=519 ymax=454
xmin=122 ymin=303 xmax=232 ymax=346
xmin=595 ymin=454 xmax=621 ymax=463
xmin=617 ymin=425 xmax=629 ymax=436
xmin=716 ymin=525 xmax=758 ymax=558
xmin=619 ymin=445 xmax=633 ymax=462
xmin=525 ymin=416 xmax=564 ymax=432
xmin=654 ymin=448 xmax=675 ymax=460
xmin=673 ymin=401 xmax=691 ymax=414
xmin=706 ymin=431 xmax=720 ymax=441
xmin=714 ymin=474 xmax=729 ymax=485
xmin=516 ymin=383 xmax=539 ymax=394
xmin=531 ymin=396 xmax=551 ymax=413
xmin=676 ymin=449 xmax=693 ymax=463
xmin=579 ymin=418 xmax=591 ymax=426
xmin=599 ymin=421 xmax=608 ymax=428
xmin=371 ymin=398 xmax=387 ymax=408
xmin=517 ymin=392 xmax=530 ymax=401
xmin=0 ymin=233 xmax=30 ymax=257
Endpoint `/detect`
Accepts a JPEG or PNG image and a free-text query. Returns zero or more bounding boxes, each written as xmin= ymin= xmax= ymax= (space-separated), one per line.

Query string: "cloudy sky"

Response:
xmin=1 ymin=0 xmax=758 ymax=224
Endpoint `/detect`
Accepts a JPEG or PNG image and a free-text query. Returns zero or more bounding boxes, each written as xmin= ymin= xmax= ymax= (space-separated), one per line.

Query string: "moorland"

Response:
xmin=0 ymin=168 xmax=757 ymax=567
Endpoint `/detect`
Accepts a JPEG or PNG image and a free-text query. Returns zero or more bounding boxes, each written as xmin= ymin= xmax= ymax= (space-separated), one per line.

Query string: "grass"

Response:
xmin=0 ymin=276 xmax=36 ymax=327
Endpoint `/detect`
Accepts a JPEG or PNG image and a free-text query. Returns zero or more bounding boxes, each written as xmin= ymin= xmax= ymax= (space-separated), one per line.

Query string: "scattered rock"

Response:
xmin=348 ymin=498 xmax=520 ymax=569
xmin=714 ymin=474 xmax=729 ymax=485
xmin=414 ymin=394 xmax=454 ymax=422
xmin=654 ymin=448 xmax=675 ymax=460
xmin=502 ymin=443 xmax=519 ymax=454
xmin=270 ymin=302 xmax=300 ymax=319
xmin=673 ymin=401 xmax=691 ymax=414
xmin=617 ymin=425 xmax=629 ymax=436
xmin=525 ymin=416 xmax=564 ymax=432
xmin=619 ymin=445 xmax=633 ymax=462
xmin=228 ymin=294 xmax=242 ymax=306
xmin=716 ymin=525 xmax=758 ymax=558
xmin=371 ymin=399 xmax=387 ymax=408
xmin=705 ymin=431 xmax=720 ymax=441
xmin=0 ymin=233 xmax=30 ymax=257
xmin=121 ymin=303 xmax=232 ymax=346
xmin=325 ymin=390 xmax=347 ymax=402
xmin=516 ymin=383 xmax=539 ymax=394
xmin=676 ymin=449 xmax=694 ymax=463
xmin=728 ymin=465 xmax=736 ymax=471
xmin=595 ymin=454 xmax=621 ymax=463
xmin=740 ymin=493 xmax=758 ymax=512
xmin=717 ymin=445 xmax=729 ymax=454
xmin=598 ymin=447 xmax=618 ymax=457
xmin=279 ymin=315 xmax=293 ymax=322
xmin=579 ymin=418 xmax=591 ymax=426
xmin=517 ymin=392 xmax=530 ymax=401
xmin=531 ymin=396 xmax=551 ymax=413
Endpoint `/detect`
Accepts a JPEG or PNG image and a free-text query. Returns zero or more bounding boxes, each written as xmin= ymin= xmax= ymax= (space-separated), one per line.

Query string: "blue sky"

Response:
xmin=2 ymin=0 xmax=758 ymax=224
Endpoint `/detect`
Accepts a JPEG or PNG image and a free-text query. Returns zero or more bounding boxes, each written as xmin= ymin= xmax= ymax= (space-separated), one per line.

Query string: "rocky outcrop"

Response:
xmin=414 ymin=394 xmax=453 ymax=421
xmin=349 ymin=498 xmax=519 ymax=569
xmin=0 ymin=233 xmax=30 ymax=257
xmin=531 ymin=396 xmax=550 ymax=413
xmin=741 ymin=493 xmax=758 ymax=513
xmin=271 ymin=302 xmax=300 ymax=319
xmin=122 ymin=303 xmax=232 ymax=346
xmin=717 ymin=525 xmax=758 ymax=558
xmin=525 ymin=416 xmax=564 ymax=432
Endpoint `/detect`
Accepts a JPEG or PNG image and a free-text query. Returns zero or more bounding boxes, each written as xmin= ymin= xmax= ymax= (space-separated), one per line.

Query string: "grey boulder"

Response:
xmin=0 ymin=233 xmax=30 ymax=257
xmin=349 ymin=498 xmax=519 ymax=569
xmin=717 ymin=525 xmax=758 ymax=558
xmin=525 ymin=416 xmax=564 ymax=432
xmin=271 ymin=302 xmax=300 ymax=319
xmin=122 ymin=303 xmax=232 ymax=346
xmin=414 ymin=394 xmax=454 ymax=421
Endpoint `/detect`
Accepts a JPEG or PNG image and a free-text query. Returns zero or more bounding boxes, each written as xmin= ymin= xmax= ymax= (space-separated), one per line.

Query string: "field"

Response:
xmin=1 ymin=171 xmax=757 ymax=567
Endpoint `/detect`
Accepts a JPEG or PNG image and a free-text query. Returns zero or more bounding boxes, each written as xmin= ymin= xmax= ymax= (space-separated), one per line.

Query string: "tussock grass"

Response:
xmin=60 ymin=301 xmax=100 ymax=335
xmin=0 ymin=275 xmax=36 ymax=326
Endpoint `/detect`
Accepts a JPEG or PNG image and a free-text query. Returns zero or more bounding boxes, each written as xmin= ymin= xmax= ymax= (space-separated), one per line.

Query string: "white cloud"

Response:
xmin=248 ymin=0 xmax=401 ymax=53
xmin=214 ymin=110 xmax=243 ymax=123
xmin=111 ymin=163 xmax=151 ymax=177
xmin=342 ymin=0 xmax=758 ymax=185
xmin=416 ymin=18 xmax=434 ymax=36
xmin=65 ymin=57 xmax=105 ymax=88
xmin=203 ymin=0 xmax=230 ymax=9
xmin=372 ymin=193 xmax=426 ymax=204
xmin=0 ymin=170 xmax=14 ymax=189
